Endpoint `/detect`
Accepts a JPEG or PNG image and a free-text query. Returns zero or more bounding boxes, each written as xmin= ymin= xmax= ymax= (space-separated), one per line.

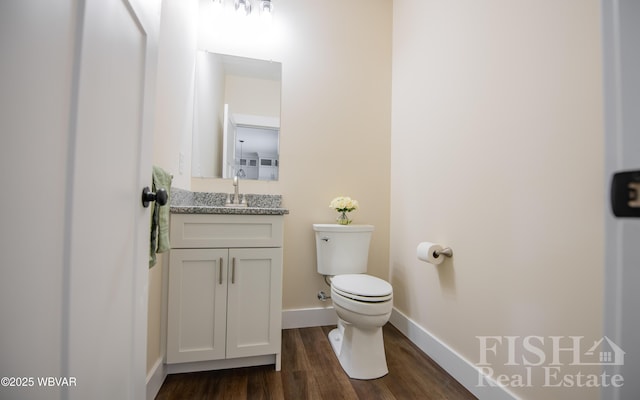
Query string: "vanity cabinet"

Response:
xmin=166 ymin=214 xmax=283 ymax=370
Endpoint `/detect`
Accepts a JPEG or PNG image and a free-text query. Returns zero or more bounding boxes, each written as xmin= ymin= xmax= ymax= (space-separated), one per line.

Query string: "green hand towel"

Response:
xmin=149 ymin=166 xmax=172 ymax=268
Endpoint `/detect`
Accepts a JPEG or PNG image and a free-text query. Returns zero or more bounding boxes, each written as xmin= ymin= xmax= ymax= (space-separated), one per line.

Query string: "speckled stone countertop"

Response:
xmin=170 ymin=187 xmax=289 ymax=215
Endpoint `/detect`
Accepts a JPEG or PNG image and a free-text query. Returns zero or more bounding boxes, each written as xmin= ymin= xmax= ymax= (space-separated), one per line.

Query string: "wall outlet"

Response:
xmin=178 ymin=153 xmax=185 ymax=175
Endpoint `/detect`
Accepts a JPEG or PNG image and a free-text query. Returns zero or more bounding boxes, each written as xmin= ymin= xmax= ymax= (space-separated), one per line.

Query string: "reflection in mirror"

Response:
xmin=192 ymin=51 xmax=281 ymax=181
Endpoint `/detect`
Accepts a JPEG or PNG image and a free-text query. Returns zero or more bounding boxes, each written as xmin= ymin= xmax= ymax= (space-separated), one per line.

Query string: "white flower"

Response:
xmin=329 ymin=196 xmax=359 ymax=212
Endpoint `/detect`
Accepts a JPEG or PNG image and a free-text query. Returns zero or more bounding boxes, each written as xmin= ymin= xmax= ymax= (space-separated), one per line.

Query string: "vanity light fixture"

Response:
xmin=215 ymin=0 xmax=274 ymax=18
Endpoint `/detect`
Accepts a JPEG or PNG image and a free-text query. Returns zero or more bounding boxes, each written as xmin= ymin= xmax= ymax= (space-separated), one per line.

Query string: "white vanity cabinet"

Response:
xmin=166 ymin=214 xmax=283 ymax=371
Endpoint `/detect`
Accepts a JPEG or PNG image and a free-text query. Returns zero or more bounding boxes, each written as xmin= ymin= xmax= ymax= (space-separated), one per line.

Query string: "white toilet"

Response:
xmin=313 ymin=223 xmax=393 ymax=380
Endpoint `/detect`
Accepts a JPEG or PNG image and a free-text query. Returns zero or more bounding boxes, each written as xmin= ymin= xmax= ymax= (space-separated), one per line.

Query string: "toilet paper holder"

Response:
xmin=433 ymin=247 xmax=453 ymax=258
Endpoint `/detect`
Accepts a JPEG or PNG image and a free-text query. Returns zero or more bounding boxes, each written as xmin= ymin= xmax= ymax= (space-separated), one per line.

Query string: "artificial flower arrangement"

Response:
xmin=330 ymin=196 xmax=359 ymax=225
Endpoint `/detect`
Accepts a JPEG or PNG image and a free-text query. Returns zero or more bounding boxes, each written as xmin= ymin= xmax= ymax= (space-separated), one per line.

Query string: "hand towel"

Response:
xmin=149 ymin=166 xmax=172 ymax=268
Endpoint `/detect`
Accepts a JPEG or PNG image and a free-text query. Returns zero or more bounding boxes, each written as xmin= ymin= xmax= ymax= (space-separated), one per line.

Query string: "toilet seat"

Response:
xmin=332 ymin=274 xmax=393 ymax=303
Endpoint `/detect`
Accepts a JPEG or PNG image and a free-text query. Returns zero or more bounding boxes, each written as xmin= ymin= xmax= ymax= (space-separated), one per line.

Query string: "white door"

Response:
xmin=0 ymin=0 xmax=159 ymax=398
xmin=67 ymin=0 xmax=159 ymax=399
xmin=0 ymin=3 xmax=78 ymax=399
xmin=602 ymin=1 xmax=640 ymax=399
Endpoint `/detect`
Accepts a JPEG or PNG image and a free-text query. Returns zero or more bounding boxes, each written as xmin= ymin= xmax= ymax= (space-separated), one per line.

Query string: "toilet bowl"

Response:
xmin=328 ymin=274 xmax=393 ymax=379
xmin=313 ymin=224 xmax=394 ymax=380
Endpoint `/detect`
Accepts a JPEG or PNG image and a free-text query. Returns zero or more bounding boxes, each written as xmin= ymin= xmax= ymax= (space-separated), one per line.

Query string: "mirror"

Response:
xmin=192 ymin=51 xmax=281 ymax=180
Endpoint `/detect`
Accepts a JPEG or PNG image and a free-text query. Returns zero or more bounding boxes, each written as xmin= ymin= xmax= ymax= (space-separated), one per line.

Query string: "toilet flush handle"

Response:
xmin=321 ymin=237 xmax=330 ymax=242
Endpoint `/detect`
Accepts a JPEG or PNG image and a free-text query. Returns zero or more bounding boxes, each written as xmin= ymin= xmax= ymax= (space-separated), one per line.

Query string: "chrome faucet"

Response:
xmin=225 ymin=175 xmax=248 ymax=207
xmin=233 ymin=175 xmax=240 ymax=204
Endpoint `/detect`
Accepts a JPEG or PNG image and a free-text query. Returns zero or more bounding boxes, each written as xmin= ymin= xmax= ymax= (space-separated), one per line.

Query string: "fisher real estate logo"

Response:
xmin=475 ymin=335 xmax=625 ymax=389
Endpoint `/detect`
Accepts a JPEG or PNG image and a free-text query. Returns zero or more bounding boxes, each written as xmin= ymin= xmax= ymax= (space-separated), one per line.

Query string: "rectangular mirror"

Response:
xmin=192 ymin=51 xmax=281 ymax=180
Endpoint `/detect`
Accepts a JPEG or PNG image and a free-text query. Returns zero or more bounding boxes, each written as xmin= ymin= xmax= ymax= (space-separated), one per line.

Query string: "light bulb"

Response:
xmin=260 ymin=0 xmax=272 ymax=15
xmin=235 ymin=0 xmax=251 ymax=16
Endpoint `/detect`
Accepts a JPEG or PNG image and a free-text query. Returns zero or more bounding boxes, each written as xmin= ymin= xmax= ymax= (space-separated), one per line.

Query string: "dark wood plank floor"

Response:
xmin=156 ymin=324 xmax=477 ymax=400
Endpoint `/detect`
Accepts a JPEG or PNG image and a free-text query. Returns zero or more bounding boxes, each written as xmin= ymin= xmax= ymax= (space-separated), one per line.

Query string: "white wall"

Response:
xmin=391 ymin=1 xmax=604 ymax=399
xmin=147 ymin=0 xmax=199 ymax=378
xmin=152 ymin=0 xmax=199 ymax=188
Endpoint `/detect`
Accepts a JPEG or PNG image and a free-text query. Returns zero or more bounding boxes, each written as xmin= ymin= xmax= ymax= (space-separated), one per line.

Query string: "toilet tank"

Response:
xmin=313 ymin=224 xmax=374 ymax=275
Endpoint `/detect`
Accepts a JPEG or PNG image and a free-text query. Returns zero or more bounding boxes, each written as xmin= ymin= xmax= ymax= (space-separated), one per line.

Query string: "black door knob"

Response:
xmin=142 ymin=187 xmax=168 ymax=208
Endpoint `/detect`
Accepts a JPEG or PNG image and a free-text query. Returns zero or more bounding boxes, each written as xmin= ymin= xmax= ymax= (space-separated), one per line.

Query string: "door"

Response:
xmin=602 ymin=1 xmax=640 ymax=399
xmin=167 ymin=249 xmax=228 ymax=363
xmin=0 ymin=1 xmax=159 ymax=399
xmin=226 ymin=248 xmax=283 ymax=360
xmin=67 ymin=0 xmax=159 ymax=398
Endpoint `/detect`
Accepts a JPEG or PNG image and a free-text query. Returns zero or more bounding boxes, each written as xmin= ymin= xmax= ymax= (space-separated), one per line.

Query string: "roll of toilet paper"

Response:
xmin=417 ymin=242 xmax=445 ymax=265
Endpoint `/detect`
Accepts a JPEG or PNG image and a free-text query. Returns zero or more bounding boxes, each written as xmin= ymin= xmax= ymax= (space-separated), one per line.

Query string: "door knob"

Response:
xmin=141 ymin=187 xmax=168 ymax=208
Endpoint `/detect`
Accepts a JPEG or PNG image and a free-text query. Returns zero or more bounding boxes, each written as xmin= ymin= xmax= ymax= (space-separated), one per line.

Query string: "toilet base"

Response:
xmin=328 ymin=320 xmax=389 ymax=380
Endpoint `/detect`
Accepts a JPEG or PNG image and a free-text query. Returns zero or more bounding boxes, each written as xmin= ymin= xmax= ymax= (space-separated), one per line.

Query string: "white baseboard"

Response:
xmin=282 ymin=307 xmax=338 ymax=329
xmin=146 ymin=357 xmax=167 ymax=400
xmin=389 ymin=308 xmax=518 ymax=400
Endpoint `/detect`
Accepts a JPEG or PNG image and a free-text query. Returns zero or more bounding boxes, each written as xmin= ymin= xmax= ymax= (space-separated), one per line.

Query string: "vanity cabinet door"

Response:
xmin=226 ymin=248 xmax=283 ymax=359
xmin=167 ymin=249 xmax=228 ymax=364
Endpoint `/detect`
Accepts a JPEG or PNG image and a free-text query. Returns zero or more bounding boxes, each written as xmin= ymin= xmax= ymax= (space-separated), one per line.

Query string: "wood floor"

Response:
xmin=156 ymin=324 xmax=477 ymax=400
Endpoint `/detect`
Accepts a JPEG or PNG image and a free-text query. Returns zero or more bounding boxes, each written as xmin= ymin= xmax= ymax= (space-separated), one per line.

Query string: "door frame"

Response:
xmin=601 ymin=1 xmax=640 ymax=399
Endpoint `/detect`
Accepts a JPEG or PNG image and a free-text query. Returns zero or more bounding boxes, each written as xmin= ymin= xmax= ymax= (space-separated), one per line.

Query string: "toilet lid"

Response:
xmin=331 ymin=274 xmax=393 ymax=298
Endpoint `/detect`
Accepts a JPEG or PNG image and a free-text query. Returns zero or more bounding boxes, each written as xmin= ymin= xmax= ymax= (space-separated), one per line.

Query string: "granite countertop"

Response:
xmin=169 ymin=188 xmax=289 ymax=216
